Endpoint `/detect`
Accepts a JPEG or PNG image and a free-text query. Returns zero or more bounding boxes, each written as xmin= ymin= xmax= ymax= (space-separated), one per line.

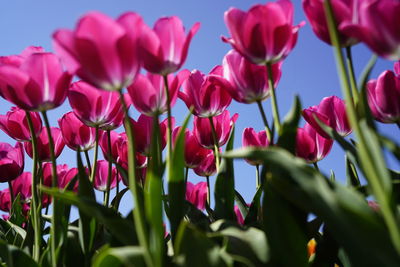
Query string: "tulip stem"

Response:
xmin=208 ymin=117 xmax=220 ymax=173
xmin=89 ymin=126 xmax=99 ymax=183
xmin=104 ymin=130 xmax=113 ymax=207
xmin=41 ymin=111 xmax=59 ymax=267
xmin=8 ymin=181 xmax=14 ymax=215
xmin=313 ymin=162 xmax=320 ymax=172
xmin=206 ymin=176 xmax=211 ymax=207
xmin=255 ymin=165 xmax=260 ymax=190
xmin=266 ymin=62 xmax=281 ymax=135
xmin=84 ymin=150 xmax=92 ymax=174
xmin=324 ymin=0 xmax=400 ymax=253
xmin=256 ymin=100 xmax=273 ymax=143
xmin=184 ymin=167 xmax=189 ymax=186
xmin=163 ymin=75 xmax=173 ymax=160
xmin=118 ymin=90 xmax=152 ymax=267
xmin=345 ymin=46 xmax=359 ymax=104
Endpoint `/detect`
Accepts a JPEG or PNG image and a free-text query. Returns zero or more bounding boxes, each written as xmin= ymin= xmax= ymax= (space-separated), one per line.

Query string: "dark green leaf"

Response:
xmin=0 ymin=240 xmax=39 ymax=267
xmin=92 ymin=245 xmax=145 ymax=267
xmin=278 ymin=96 xmax=301 ymax=154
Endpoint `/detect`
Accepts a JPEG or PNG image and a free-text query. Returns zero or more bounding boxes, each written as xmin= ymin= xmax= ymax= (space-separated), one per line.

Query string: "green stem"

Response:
xmin=255 ymin=165 xmax=260 ymax=190
xmin=345 ymin=46 xmax=359 ymax=104
xmin=84 ymin=150 xmax=92 ymax=174
xmin=163 ymin=75 xmax=173 ymax=160
xmin=41 ymin=111 xmax=59 ymax=267
xmin=118 ymin=90 xmax=152 ymax=267
xmin=313 ymin=162 xmax=320 ymax=172
xmin=89 ymin=126 xmax=99 ymax=183
xmin=266 ymin=62 xmax=281 ymax=134
xmin=184 ymin=167 xmax=189 ymax=186
xmin=206 ymin=176 xmax=211 ymax=207
xmin=208 ymin=117 xmax=220 ymax=173
xmin=256 ymin=100 xmax=273 ymax=144
xmin=104 ymin=130 xmax=113 ymax=207
xmin=324 ymin=0 xmax=400 ymax=253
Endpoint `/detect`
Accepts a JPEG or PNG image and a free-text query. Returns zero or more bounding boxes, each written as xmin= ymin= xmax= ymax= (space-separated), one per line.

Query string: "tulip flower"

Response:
xmin=99 ymin=130 xmax=125 ymax=161
xmin=193 ymin=110 xmax=238 ymax=149
xmin=128 ymin=70 xmax=189 ymax=116
xmin=24 ymin=127 xmax=65 ymax=162
xmin=193 ymin=151 xmax=217 ymax=177
xmin=93 ymin=160 xmax=118 ymax=191
xmin=296 ymin=123 xmax=333 ymax=163
xmin=116 ymin=133 xmax=148 ymax=170
xmin=179 ymin=66 xmax=232 ymax=117
xmin=234 ymin=205 xmax=245 ymax=225
xmin=222 ymin=0 xmax=304 ymax=64
xmin=42 ymin=163 xmax=69 ymax=188
xmin=341 ymin=0 xmax=400 ymax=60
xmin=222 ymin=50 xmax=282 ymax=103
xmin=69 ymin=81 xmax=129 ymax=130
xmin=0 ymin=172 xmax=32 ymax=212
xmin=367 ymin=70 xmax=400 ymax=123
xmin=59 ymin=167 xmax=79 ymax=192
xmin=0 ymin=107 xmax=42 ymax=142
xmin=53 ymin=11 xmax=143 ymax=91
xmin=185 ymin=181 xmax=208 ymax=210
xmin=0 ymin=142 xmax=24 ymax=182
xmin=242 ymin=128 xmax=270 ymax=166
xmin=172 ymin=127 xmax=212 ymax=169
xmin=139 ymin=16 xmax=200 ymax=75
xmin=303 ymin=96 xmax=351 ymax=138
xmin=58 ymin=112 xmax=96 ymax=151
xmin=0 ymin=47 xmax=72 ymax=111
xmin=302 ymin=0 xmax=360 ymax=47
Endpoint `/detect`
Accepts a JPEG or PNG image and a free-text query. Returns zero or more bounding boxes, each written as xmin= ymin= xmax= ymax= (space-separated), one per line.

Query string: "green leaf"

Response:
xmin=92 ymin=245 xmax=145 ymax=267
xmin=0 ymin=240 xmax=39 ymax=267
xmin=63 ymin=229 xmax=85 ymax=267
xmin=244 ymin=186 xmax=263 ymax=226
xmin=9 ymin=195 xmax=24 ymax=227
xmin=234 ymin=190 xmax=248 ymax=220
xmin=277 ymin=96 xmax=301 ymax=154
xmin=346 ymin=154 xmax=360 ymax=187
xmin=110 ymin=188 xmax=129 ymax=211
xmin=0 ymin=220 xmax=25 ymax=248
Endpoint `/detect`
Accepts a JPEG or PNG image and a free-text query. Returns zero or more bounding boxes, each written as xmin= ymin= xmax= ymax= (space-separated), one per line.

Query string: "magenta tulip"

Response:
xmin=223 ymin=50 xmax=282 ymax=103
xmin=193 ymin=151 xmax=217 ymax=177
xmin=42 ymin=163 xmax=69 ymax=188
xmin=59 ymin=167 xmax=79 ymax=192
xmin=0 ymin=107 xmax=42 ymax=141
xmin=296 ymin=123 xmax=333 ymax=163
xmin=179 ymin=66 xmax=232 ymax=117
xmin=234 ymin=205 xmax=245 ymax=225
xmin=0 ymin=142 xmax=24 ymax=182
xmin=367 ymin=70 xmax=400 ymax=123
xmin=93 ymin=160 xmax=118 ymax=191
xmin=99 ymin=130 xmax=125 ymax=161
xmin=0 ymin=47 xmax=72 ymax=111
xmin=128 ymin=70 xmax=189 ymax=116
xmin=341 ymin=0 xmax=400 ymax=60
xmin=58 ymin=112 xmax=96 ymax=151
xmin=222 ymin=0 xmax=304 ymax=64
xmin=185 ymin=181 xmax=208 ymax=210
xmin=303 ymin=96 xmax=351 ymax=138
xmin=242 ymin=128 xmax=270 ymax=166
xmin=69 ymin=81 xmax=129 ymax=130
xmin=194 ymin=110 xmax=238 ymax=149
xmin=24 ymin=127 xmax=65 ymax=162
xmin=0 ymin=172 xmax=32 ymax=212
xmin=0 ymin=189 xmax=11 ymax=212
xmin=139 ymin=16 xmax=200 ymax=75
xmin=53 ymin=11 xmax=143 ymax=91
xmin=302 ymin=0 xmax=360 ymax=47
xmin=116 ymin=133 xmax=148 ymax=170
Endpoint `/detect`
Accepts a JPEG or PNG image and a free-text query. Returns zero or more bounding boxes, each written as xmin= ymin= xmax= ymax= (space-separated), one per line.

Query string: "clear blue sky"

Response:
xmin=0 ymin=0 xmax=396 ymax=217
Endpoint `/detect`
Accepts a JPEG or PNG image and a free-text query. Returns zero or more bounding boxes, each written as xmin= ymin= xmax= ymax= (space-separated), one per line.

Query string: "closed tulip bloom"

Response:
xmin=296 ymin=123 xmax=333 ymax=163
xmin=367 ymin=70 xmax=400 ymax=123
xmin=303 ymin=96 xmax=351 ymax=138
xmin=242 ymin=128 xmax=270 ymax=166
xmin=58 ymin=112 xmax=96 ymax=151
xmin=194 ymin=110 xmax=238 ymax=149
xmin=139 ymin=16 xmax=200 ymax=75
xmin=42 ymin=163 xmax=69 ymax=188
xmin=0 ymin=189 xmax=11 ymax=212
xmin=99 ymin=130 xmax=125 ymax=161
xmin=234 ymin=205 xmax=245 ymax=225
xmin=0 ymin=142 xmax=24 ymax=182
xmin=93 ymin=160 xmax=118 ymax=191
xmin=59 ymin=167 xmax=79 ymax=192
xmin=185 ymin=181 xmax=208 ymax=210
xmin=128 ymin=70 xmax=189 ymax=116
xmin=0 ymin=107 xmax=42 ymax=141
xmin=222 ymin=0 xmax=304 ymax=64
xmin=116 ymin=133 xmax=148 ymax=170
xmin=172 ymin=127 xmax=212 ymax=169
xmin=53 ymin=11 xmax=143 ymax=91
xmin=223 ymin=50 xmax=282 ymax=103
xmin=0 ymin=172 xmax=32 ymax=212
xmin=302 ymin=0 xmax=360 ymax=47
xmin=24 ymin=127 xmax=65 ymax=162
xmin=179 ymin=66 xmax=232 ymax=117
xmin=0 ymin=48 xmax=72 ymax=111
xmin=341 ymin=0 xmax=400 ymax=60
xmin=193 ymin=151 xmax=217 ymax=177
xmin=69 ymin=81 xmax=129 ymax=130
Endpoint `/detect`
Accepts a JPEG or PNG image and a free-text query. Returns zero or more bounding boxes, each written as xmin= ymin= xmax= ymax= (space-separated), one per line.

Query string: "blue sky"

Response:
xmin=0 ymin=0 xmax=397 ymax=216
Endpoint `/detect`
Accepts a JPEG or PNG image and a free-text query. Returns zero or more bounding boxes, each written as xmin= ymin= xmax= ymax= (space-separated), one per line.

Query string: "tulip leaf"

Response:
xmin=243 ymin=186 xmax=263 ymax=226
xmin=345 ymin=154 xmax=361 ymax=187
xmin=234 ymin=190 xmax=248 ymax=219
xmin=63 ymin=229 xmax=85 ymax=267
xmin=311 ymin=226 xmax=340 ymax=267
xmin=0 ymin=219 xmax=25 ymax=248
xmin=357 ymin=54 xmax=377 ymax=93
xmin=92 ymin=245 xmax=145 ymax=267
xmin=110 ymin=188 xmax=130 ymax=211
xmin=277 ymin=95 xmax=301 ymax=154
xmin=0 ymin=240 xmax=39 ymax=267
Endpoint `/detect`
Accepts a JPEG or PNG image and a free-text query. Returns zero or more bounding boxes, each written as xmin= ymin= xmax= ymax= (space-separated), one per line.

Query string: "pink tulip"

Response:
xmin=0 ymin=172 xmax=32 ymax=212
xmin=0 ymin=46 xmax=44 ymax=67
xmin=0 ymin=107 xmax=42 ymax=141
xmin=0 ymin=47 xmax=72 ymax=111
xmin=242 ymin=128 xmax=270 ymax=166
xmin=93 ymin=160 xmax=118 ymax=191
xmin=193 ymin=110 xmax=238 ymax=149
xmin=128 ymin=70 xmax=189 ymax=116
xmin=116 ymin=133 xmax=148 ymax=170
xmin=367 ymin=70 xmax=400 ymax=123
xmin=341 ymin=0 xmax=400 ymax=60
xmin=42 ymin=163 xmax=69 ymax=188
xmin=395 ymin=61 xmax=400 ymax=76
xmin=99 ymin=130 xmax=125 ymax=161
xmin=296 ymin=123 xmax=333 ymax=163
xmin=58 ymin=112 xmax=96 ymax=151
xmin=0 ymin=142 xmax=24 ymax=182
xmin=69 ymin=81 xmax=129 ymax=130
xmin=193 ymin=151 xmax=217 ymax=177
xmin=222 ymin=50 xmax=282 ymax=103
xmin=53 ymin=11 xmax=143 ymax=91
xmin=139 ymin=16 xmax=200 ymax=75
xmin=0 ymin=189 xmax=11 ymax=212
xmin=302 ymin=0 xmax=360 ymax=47
xmin=179 ymin=66 xmax=233 ymax=117
xmin=24 ymin=127 xmax=65 ymax=162
xmin=234 ymin=205 xmax=245 ymax=225
xmin=303 ymin=96 xmax=351 ymax=138
xmin=59 ymin=167 xmax=79 ymax=192
xmin=222 ymin=0 xmax=304 ymax=64
xmin=185 ymin=181 xmax=208 ymax=210
xmin=131 ymin=115 xmax=172 ymax=156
